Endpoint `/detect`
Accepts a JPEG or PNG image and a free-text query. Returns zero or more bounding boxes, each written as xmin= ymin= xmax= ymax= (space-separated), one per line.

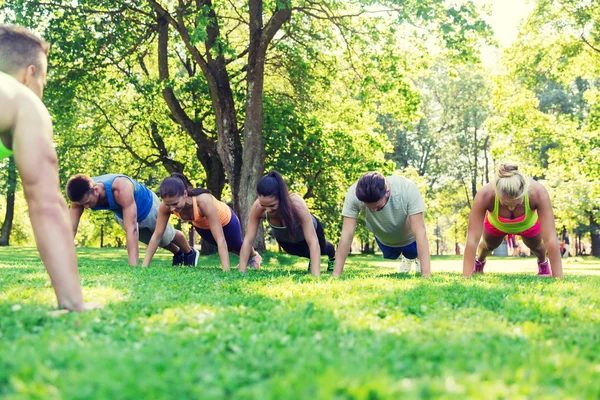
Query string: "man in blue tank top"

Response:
xmin=66 ymin=174 xmax=198 ymax=266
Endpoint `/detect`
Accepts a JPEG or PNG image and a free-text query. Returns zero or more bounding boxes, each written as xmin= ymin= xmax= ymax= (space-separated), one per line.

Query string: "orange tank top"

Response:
xmin=173 ymin=194 xmax=232 ymax=230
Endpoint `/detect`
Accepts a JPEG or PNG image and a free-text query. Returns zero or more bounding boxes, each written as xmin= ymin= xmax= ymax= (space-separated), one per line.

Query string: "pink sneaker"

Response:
xmin=537 ymin=260 xmax=551 ymax=277
xmin=248 ymin=253 xmax=262 ymax=269
xmin=474 ymin=258 xmax=486 ymax=274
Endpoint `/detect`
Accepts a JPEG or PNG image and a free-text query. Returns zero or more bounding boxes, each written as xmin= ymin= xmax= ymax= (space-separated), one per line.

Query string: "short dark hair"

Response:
xmin=66 ymin=174 xmax=94 ymax=202
xmin=0 ymin=24 xmax=50 ymax=75
xmin=356 ymin=172 xmax=386 ymax=203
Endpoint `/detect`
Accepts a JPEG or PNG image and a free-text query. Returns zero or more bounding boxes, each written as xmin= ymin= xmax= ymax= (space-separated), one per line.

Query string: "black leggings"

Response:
xmin=276 ymin=217 xmax=335 ymax=259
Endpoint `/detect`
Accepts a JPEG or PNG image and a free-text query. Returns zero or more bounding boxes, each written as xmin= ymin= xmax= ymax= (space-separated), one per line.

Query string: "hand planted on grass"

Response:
xmin=48 ymin=302 xmax=104 ymax=317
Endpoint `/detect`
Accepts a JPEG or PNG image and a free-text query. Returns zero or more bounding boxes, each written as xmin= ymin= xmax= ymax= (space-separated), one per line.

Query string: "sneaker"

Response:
xmin=399 ymin=255 xmax=412 ymax=273
xmin=413 ymin=258 xmax=421 ymax=274
xmin=172 ymin=249 xmax=185 ymax=266
xmin=473 ymin=258 xmax=486 ymax=274
xmin=537 ymin=259 xmax=551 ymax=277
xmin=248 ymin=253 xmax=262 ymax=269
xmin=327 ymin=258 xmax=335 ymax=272
xmin=183 ymin=248 xmax=199 ymax=267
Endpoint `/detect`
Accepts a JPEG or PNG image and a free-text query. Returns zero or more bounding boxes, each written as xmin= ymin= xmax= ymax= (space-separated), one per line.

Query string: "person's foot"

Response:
xmin=327 ymin=257 xmax=335 ymax=272
xmin=399 ymin=255 xmax=412 ymax=273
xmin=473 ymin=258 xmax=486 ymax=274
xmin=183 ymin=248 xmax=199 ymax=267
xmin=414 ymin=258 xmax=421 ymax=274
xmin=172 ymin=249 xmax=185 ymax=266
xmin=537 ymin=259 xmax=551 ymax=277
xmin=248 ymin=253 xmax=262 ymax=269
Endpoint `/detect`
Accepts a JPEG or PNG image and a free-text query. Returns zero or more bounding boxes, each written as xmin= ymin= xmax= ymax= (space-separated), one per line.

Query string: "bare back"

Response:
xmin=0 ymin=73 xmax=20 ymax=148
xmin=0 ymin=72 xmax=53 ymax=157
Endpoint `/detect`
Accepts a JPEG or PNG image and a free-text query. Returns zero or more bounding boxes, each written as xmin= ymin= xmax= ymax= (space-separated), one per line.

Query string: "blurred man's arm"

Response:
xmin=12 ymin=90 xmax=83 ymax=311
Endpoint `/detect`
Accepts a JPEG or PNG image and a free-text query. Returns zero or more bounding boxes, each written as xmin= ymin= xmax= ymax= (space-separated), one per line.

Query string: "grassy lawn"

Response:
xmin=2 ymin=247 xmax=600 ymax=399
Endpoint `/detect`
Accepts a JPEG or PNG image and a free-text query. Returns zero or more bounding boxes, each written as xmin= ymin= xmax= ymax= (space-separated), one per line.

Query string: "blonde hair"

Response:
xmin=494 ymin=163 xmax=529 ymax=201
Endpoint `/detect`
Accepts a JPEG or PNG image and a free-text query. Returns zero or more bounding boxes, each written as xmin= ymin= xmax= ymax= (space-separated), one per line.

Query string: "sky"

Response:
xmin=475 ymin=0 xmax=535 ymax=67
xmin=478 ymin=0 xmax=535 ymax=47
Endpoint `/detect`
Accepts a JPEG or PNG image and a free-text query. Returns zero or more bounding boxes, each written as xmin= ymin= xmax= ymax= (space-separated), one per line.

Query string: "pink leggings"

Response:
xmin=483 ymin=215 xmax=541 ymax=238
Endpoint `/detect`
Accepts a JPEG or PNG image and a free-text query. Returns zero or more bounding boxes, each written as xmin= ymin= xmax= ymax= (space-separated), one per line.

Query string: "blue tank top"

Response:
xmin=91 ymin=174 xmax=153 ymax=221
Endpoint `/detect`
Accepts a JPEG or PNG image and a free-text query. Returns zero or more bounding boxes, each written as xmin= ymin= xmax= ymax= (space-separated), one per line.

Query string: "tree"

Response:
xmin=493 ymin=0 xmax=600 ymax=254
xmin=2 ymin=0 xmax=492 ymax=250
xmin=0 ymin=157 xmax=17 ymax=246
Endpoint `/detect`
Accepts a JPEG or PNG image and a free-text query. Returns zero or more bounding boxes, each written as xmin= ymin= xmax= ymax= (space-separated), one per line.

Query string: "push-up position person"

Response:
xmin=67 ymin=174 xmax=196 ymax=266
xmin=463 ymin=163 xmax=563 ymax=278
xmin=0 ymin=24 xmax=86 ymax=311
xmin=333 ymin=172 xmax=431 ymax=277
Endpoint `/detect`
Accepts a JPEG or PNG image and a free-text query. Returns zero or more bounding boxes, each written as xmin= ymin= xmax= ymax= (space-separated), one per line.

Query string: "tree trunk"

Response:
xmin=238 ymin=0 xmax=291 ymax=253
xmin=483 ymin=136 xmax=490 ymax=184
xmin=156 ymin=13 xmax=228 ymax=200
xmin=590 ymin=214 xmax=600 ymax=256
xmin=471 ymin=127 xmax=478 ymax=199
xmin=100 ymin=224 xmax=104 ymax=248
xmin=0 ymin=156 xmax=17 ymax=246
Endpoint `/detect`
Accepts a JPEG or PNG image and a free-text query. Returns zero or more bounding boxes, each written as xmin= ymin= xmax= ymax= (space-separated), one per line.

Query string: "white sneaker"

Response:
xmin=399 ymin=255 xmax=412 ymax=273
xmin=414 ymin=258 xmax=421 ymax=274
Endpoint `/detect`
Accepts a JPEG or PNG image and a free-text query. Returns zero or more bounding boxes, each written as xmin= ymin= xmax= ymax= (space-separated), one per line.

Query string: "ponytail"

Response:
xmin=159 ymin=172 xmax=211 ymax=198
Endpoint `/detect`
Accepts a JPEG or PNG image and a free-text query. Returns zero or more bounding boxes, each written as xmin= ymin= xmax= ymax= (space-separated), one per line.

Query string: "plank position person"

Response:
xmin=238 ymin=170 xmax=336 ymax=276
xmin=463 ymin=163 xmax=563 ymax=278
xmin=142 ymin=173 xmax=261 ymax=271
xmin=67 ymin=173 xmax=198 ymax=266
xmin=333 ymin=172 xmax=431 ymax=277
xmin=0 ymin=24 xmax=88 ymax=311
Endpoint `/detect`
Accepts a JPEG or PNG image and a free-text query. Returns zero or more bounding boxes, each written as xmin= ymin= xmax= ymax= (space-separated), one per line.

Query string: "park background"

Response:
xmin=0 ymin=0 xmax=598 ymax=256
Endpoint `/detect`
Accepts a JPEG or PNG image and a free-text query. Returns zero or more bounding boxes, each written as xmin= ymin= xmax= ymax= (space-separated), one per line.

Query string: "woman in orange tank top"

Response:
xmin=142 ymin=173 xmax=261 ymax=271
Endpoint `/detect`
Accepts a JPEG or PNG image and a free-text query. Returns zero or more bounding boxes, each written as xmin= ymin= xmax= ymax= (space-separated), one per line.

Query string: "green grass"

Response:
xmin=2 ymin=248 xmax=600 ymax=399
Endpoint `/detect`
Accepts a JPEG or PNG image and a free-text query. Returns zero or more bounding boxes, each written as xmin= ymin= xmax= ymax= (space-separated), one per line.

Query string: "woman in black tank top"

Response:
xmin=238 ymin=170 xmax=336 ymax=276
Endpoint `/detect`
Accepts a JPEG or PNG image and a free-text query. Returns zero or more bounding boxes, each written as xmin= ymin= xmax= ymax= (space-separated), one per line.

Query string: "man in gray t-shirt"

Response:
xmin=333 ymin=172 xmax=431 ymax=277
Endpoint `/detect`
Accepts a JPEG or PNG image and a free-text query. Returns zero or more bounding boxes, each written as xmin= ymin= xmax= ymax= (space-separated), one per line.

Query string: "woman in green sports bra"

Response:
xmin=462 ymin=163 xmax=563 ymax=278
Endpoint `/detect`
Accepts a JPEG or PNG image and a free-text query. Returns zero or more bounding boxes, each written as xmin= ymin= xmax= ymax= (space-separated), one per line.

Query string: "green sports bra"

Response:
xmin=0 ymin=141 xmax=11 ymax=159
xmin=0 ymin=71 xmax=14 ymax=159
xmin=487 ymin=193 xmax=538 ymax=234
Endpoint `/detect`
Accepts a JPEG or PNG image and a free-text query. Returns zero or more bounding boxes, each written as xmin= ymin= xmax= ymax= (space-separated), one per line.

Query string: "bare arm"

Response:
xmin=293 ymin=196 xmax=321 ymax=276
xmin=142 ymin=202 xmax=171 ymax=267
xmin=69 ymin=203 xmax=85 ymax=237
xmin=333 ymin=217 xmax=357 ymax=277
xmin=112 ymin=178 xmax=139 ymax=266
xmin=200 ymin=197 xmax=231 ymax=271
xmin=535 ymin=185 xmax=563 ymax=278
xmin=11 ymin=90 xmax=83 ymax=311
xmin=408 ymin=212 xmax=431 ymax=277
xmin=238 ymin=200 xmax=262 ymax=273
xmin=463 ymin=189 xmax=490 ymax=277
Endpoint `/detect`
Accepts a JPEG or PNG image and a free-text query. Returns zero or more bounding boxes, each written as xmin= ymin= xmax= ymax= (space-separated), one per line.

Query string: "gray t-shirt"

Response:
xmin=342 ymin=175 xmax=426 ymax=247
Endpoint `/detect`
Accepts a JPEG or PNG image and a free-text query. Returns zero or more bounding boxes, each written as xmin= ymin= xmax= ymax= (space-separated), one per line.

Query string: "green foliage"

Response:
xmin=0 ymin=0 xmax=492 ymax=246
xmin=495 ymin=0 xmax=600 ymax=242
xmin=263 ymin=93 xmax=393 ymax=241
xmin=2 ymin=248 xmax=600 ymax=398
